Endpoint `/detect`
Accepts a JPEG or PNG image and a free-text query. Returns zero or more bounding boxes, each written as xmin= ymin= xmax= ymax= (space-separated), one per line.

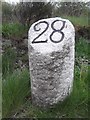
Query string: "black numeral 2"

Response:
xmin=32 ymin=20 xmax=66 ymax=44
xmin=32 ymin=21 xmax=49 ymax=43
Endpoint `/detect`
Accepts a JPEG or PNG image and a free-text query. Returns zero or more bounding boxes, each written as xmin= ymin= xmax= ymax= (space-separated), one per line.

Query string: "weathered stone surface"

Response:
xmin=28 ymin=17 xmax=75 ymax=107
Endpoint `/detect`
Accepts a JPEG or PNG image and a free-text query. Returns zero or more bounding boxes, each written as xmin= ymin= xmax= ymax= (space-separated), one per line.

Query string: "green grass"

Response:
xmin=2 ymin=38 xmax=89 ymax=118
xmin=62 ymin=16 xmax=88 ymax=27
xmin=2 ymin=47 xmax=30 ymax=117
xmin=2 ymin=47 xmax=17 ymax=78
xmin=75 ymin=37 xmax=89 ymax=59
xmin=2 ymin=23 xmax=28 ymax=39
xmin=2 ymin=68 xmax=30 ymax=117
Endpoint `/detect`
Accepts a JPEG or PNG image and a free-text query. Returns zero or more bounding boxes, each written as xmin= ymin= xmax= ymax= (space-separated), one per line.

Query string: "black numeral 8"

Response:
xmin=50 ymin=20 xmax=65 ymax=43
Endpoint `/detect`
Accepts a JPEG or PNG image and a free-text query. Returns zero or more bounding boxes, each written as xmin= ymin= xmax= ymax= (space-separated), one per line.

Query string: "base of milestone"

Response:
xmin=29 ymin=42 xmax=74 ymax=107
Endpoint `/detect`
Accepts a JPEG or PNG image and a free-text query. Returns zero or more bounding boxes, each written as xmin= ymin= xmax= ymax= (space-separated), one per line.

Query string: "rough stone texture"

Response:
xmin=28 ymin=17 xmax=75 ymax=107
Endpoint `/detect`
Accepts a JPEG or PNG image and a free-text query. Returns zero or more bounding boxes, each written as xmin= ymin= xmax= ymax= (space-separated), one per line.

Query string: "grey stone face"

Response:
xmin=28 ymin=17 xmax=75 ymax=107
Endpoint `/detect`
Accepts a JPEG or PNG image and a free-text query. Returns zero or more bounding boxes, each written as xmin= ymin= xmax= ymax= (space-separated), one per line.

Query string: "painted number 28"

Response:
xmin=32 ymin=20 xmax=66 ymax=44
